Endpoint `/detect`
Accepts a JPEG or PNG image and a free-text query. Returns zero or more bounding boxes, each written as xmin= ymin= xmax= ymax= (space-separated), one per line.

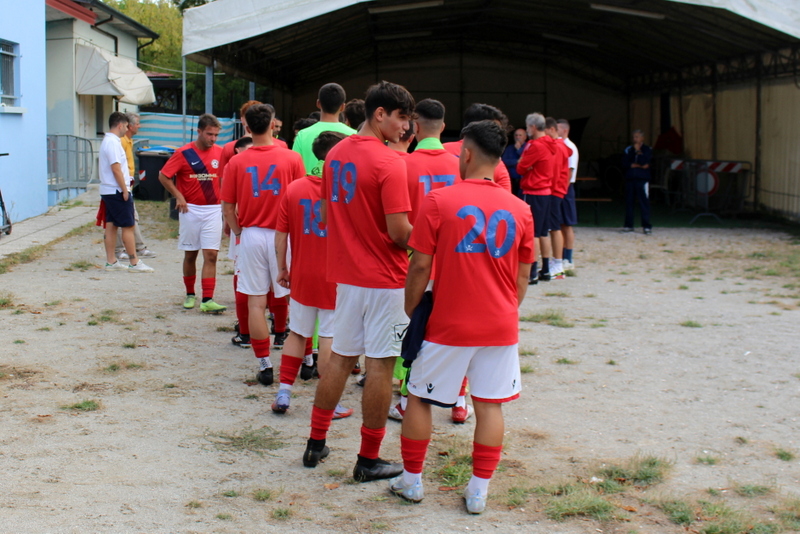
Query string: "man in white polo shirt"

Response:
xmin=99 ymin=111 xmax=154 ymax=273
xmin=557 ymin=119 xmax=579 ymax=269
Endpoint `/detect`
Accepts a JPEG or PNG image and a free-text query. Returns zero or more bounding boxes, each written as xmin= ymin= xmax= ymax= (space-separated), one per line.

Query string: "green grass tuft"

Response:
xmin=506 ymin=486 xmax=535 ymax=507
xmin=697 ymin=455 xmax=720 ymax=465
xmin=185 ymin=500 xmax=202 ymax=509
xmin=657 ymin=499 xmax=695 ymax=526
xmin=681 ymin=320 xmax=702 ymax=328
xmin=544 ymin=488 xmax=618 ymax=522
xmin=436 ymin=436 xmax=473 ymax=487
xmin=520 ymin=309 xmax=574 ymax=328
xmin=210 ymin=426 xmax=286 ymax=456
xmin=222 ymin=490 xmax=238 ymax=497
xmin=272 ymin=507 xmax=292 ymax=520
xmin=215 ymin=513 xmax=232 ymax=520
xmin=61 ymin=400 xmax=100 ymax=411
xmin=775 ymin=448 xmax=795 ymax=461
xmin=555 ymin=357 xmax=577 ymax=365
xmin=252 ymin=488 xmax=273 ymax=501
xmin=595 ymin=454 xmax=672 ymax=487
xmin=733 ymin=483 xmax=772 ymax=497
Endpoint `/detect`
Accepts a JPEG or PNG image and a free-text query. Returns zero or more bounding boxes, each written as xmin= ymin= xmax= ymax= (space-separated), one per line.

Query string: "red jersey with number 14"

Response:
xmin=322 ymin=135 xmax=411 ymax=289
xmin=409 ymin=180 xmax=534 ymax=347
xmin=220 ymin=145 xmax=305 ymax=229
xmin=160 ymin=142 xmax=223 ymax=205
xmin=276 ymin=176 xmax=336 ymax=310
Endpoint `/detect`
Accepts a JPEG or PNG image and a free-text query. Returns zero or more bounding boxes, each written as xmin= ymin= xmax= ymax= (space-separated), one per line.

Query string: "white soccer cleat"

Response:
xmin=104 ymin=261 xmax=128 ymax=271
xmin=464 ymin=487 xmax=487 ymax=514
xmin=128 ymin=261 xmax=154 ymax=273
xmin=389 ymin=475 xmax=424 ymax=503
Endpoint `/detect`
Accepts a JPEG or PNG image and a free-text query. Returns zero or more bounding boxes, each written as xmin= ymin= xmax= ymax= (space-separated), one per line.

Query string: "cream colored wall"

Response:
xmin=761 ymin=80 xmax=800 ymax=219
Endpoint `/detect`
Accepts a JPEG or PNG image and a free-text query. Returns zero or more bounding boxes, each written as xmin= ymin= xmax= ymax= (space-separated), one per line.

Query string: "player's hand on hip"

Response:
xmin=176 ymin=196 xmax=189 ymax=213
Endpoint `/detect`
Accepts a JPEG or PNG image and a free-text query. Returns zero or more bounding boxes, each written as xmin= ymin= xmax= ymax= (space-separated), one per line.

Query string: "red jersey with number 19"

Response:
xmin=160 ymin=142 xmax=224 ymax=205
xmin=276 ymin=176 xmax=336 ymax=310
xmin=220 ymin=145 xmax=305 ymax=229
xmin=409 ymin=180 xmax=534 ymax=347
xmin=322 ymin=135 xmax=411 ymax=289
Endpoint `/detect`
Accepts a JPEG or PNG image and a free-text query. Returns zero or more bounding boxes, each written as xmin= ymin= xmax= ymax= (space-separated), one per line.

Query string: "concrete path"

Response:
xmin=0 ymin=187 xmax=99 ymax=259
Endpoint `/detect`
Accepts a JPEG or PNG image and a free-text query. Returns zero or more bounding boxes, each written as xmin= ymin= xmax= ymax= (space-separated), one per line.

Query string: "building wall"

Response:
xmin=0 ymin=1 xmax=49 ymax=223
xmin=761 ymin=80 xmax=800 ymax=220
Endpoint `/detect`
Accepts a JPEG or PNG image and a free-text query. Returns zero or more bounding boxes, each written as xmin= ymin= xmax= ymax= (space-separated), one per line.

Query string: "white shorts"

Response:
xmin=178 ymin=204 xmax=222 ymax=251
xmin=289 ymin=298 xmax=334 ymax=338
xmin=406 ymin=341 xmax=522 ymax=406
xmin=331 ymin=284 xmax=408 ymax=359
xmin=236 ymin=227 xmax=290 ymax=298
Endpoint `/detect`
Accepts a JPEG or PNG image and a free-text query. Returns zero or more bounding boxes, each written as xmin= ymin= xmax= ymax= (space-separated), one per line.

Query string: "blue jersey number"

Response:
xmin=455 ymin=205 xmax=516 ymax=258
xmin=418 ymin=174 xmax=456 ymax=195
xmin=247 ymin=164 xmax=280 ymax=197
xmin=299 ymin=198 xmax=326 ymax=237
xmin=329 ymin=160 xmax=357 ymax=203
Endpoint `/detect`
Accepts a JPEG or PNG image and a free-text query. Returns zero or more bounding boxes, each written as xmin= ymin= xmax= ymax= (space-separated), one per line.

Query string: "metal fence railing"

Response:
xmin=47 ymin=134 xmax=95 ymax=190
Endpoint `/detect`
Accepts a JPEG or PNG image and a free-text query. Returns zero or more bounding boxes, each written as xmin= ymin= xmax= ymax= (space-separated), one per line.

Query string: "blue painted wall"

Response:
xmin=0 ymin=2 xmax=48 ymax=223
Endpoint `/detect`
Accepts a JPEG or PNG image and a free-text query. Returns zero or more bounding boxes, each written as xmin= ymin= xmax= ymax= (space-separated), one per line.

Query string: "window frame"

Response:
xmin=0 ymin=39 xmax=21 ymax=108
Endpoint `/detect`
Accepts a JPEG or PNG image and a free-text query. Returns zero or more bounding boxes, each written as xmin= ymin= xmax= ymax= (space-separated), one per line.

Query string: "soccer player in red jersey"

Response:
xmin=517 ymin=112 xmax=557 ymax=284
xmin=443 ymin=103 xmax=512 ymax=192
xmin=545 ymin=117 xmax=573 ymax=279
xmin=303 ymin=81 xmax=414 ymax=484
xmin=272 ymin=131 xmax=352 ymax=418
xmin=387 ymin=122 xmax=414 ymax=155
xmin=391 ymin=120 xmax=534 ymax=513
xmin=158 ymin=114 xmax=226 ymax=312
xmin=221 ymin=104 xmax=306 ymax=386
xmin=218 ymin=100 xmax=261 ymax=183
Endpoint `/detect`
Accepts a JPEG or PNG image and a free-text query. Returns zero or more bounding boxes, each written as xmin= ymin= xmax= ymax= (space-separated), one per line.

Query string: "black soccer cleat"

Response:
xmin=538 ymin=270 xmax=551 ymax=282
xmin=303 ymin=439 xmax=330 ymax=468
xmin=353 ymin=457 xmax=403 ymax=482
xmin=231 ymin=333 xmax=251 ymax=348
xmin=256 ymin=367 xmax=273 ymax=386
xmin=300 ymin=361 xmax=317 ymax=381
xmin=272 ymin=331 xmax=287 ymax=350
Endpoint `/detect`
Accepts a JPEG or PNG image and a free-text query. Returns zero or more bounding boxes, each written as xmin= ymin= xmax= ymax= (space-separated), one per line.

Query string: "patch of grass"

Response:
xmin=697 ymin=455 xmax=720 ymax=465
xmin=12 ymin=309 xmax=23 ymax=315
xmin=735 ymin=436 xmax=748 ymax=445
xmin=555 ymin=358 xmax=577 ymax=365
xmin=0 ymin=292 xmax=15 ymax=308
xmin=520 ymin=364 xmax=535 ymax=374
xmin=222 ymin=490 xmax=238 ymax=497
xmin=774 ymin=497 xmax=800 ymax=530
xmin=544 ymin=487 xmax=618 ymax=522
xmin=698 ymin=500 xmax=778 ymax=534
xmin=657 ymin=499 xmax=695 ymax=526
xmin=708 ymin=488 xmax=722 ymax=496
xmin=520 ymin=309 xmax=574 ymax=328
xmin=222 ymin=268 xmax=235 ymax=275
xmin=775 ymin=448 xmax=795 ymax=461
xmin=327 ymin=468 xmax=346 ymax=477
xmin=545 ymin=291 xmax=570 ymax=297
xmin=678 ymin=284 xmax=689 ymax=290
xmin=272 ymin=508 xmax=292 ymax=520
xmin=66 ymin=260 xmax=95 ymax=272
xmin=565 ymin=269 xmax=577 ymax=277
xmin=98 ymin=310 xmax=117 ymax=322
xmin=36 ymin=327 xmax=51 ymax=332
xmin=244 ymin=394 xmax=258 ymax=400
xmin=689 ymin=277 xmax=703 ymax=282
xmin=680 ymin=320 xmax=702 ymax=328
xmin=61 ymin=400 xmax=100 ymax=412
xmin=186 ymin=500 xmax=202 ymax=509
xmin=519 ymin=348 xmax=537 ymax=356
xmin=436 ymin=436 xmax=473 ymax=487
xmin=0 ymin=223 xmax=95 ymax=274
xmin=607 ymin=359 xmax=617 ymax=365
xmin=122 ymin=341 xmax=136 ymax=349
xmin=690 ymin=256 xmax=704 ymax=260
xmin=104 ymin=363 xmax=121 ymax=372
xmin=13 ymin=339 xmax=25 ymax=344
xmin=164 ymin=383 xmax=176 ymax=389
xmin=155 ymin=314 xmax=166 ymax=319
xmin=590 ymin=322 xmax=606 ymax=328
xmin=252 ymin=488 xmax=273 ymax=501
xmin=733 ymin=483 xmax=772 ymax=497
xmin=210 ymin=426 xmax=286 ymax=456
xmin=584 ymin=293 xmax=596 ymax=298
xmin=506 ymin=486 xmax=535 ymax=507
xmin=216 ymin=325 xmax=235 ymax=332
xmin=595 ymin=454 xmax=672 ymax=488
xmin=216 ymin=513 xmax=232 ymax=520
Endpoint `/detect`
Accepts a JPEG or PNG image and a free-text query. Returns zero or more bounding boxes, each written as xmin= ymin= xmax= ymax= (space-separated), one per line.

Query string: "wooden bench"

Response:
xmin=575 ymin=197 xmax=612 ymax=225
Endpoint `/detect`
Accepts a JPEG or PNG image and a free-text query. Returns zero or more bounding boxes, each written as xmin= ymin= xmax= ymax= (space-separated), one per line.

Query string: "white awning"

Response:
xmin=671 ymin=0 xmax=800 ymax=40
xmin=75 ymin=44 xmax=155 ymax=105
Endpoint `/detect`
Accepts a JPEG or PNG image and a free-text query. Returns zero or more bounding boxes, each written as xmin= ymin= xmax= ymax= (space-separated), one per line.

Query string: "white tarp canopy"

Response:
xmin=182 ymin=0 xmax=800 ymax=58
xmin=75 ymin=44 xmax=156 ymax=105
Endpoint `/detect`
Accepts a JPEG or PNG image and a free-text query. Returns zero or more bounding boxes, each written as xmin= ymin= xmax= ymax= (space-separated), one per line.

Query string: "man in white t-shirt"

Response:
xmin=99 ymin=112 xmax=154 ymax=273
xmin=557 ymin=119 xmax=579 ymax=270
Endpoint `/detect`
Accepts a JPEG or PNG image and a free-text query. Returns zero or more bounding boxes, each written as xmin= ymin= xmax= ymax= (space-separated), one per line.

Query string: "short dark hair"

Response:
xmin=308 ymin=111 xmax=321 ymax=120
xmin=415 ymin=99 xmax=445 ymax=121
xmin=364 ymin=81 xmax=415 ymax=120
xmin=109 ymin=111 xmax=128 ymax=129
xmin=344 ymin=99 xmax=365 ymax=127
xmin=463 ymin=103 xmax=508 ymax=130
xmin=557 ymin=118 xmax=570 ymax=127
xmin=312 ymin=131 xmax=347 ymax=161
xmin=545 ymin=117 xmax=558 ymax=130
xmin=198 ymin=113 xmax=221 ymax=130
xmin=245 ymin=104 xmax=275 ymax=135
xmin=318 ymin=83 xmax=346 ymax=114
xmin=461 ymin=120 xmax=507 ymax=161
xmin=294 ymin=117 xmax=318 ymax=132
xmin=234 ymin=136 xmax=253 ymax=151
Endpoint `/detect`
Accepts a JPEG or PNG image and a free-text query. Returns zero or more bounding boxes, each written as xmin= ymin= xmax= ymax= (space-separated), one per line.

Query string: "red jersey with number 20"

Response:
xmin=160 ymin=142 xmax=224 ymax=205
xmin=276 ymin=176 xmax=336 ymax=310
xmin=322 ymin=135 xmax=411 ymax=289
xmin=220 ymin=145 xmax=305 ymax=229
xmin=409 ymin=180 xmax=535 ymax=347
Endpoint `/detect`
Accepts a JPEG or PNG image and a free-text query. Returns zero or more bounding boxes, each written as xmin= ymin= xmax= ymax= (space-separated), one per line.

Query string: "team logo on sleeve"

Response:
xmin=211 ymin=159 xmax=219 ymax=168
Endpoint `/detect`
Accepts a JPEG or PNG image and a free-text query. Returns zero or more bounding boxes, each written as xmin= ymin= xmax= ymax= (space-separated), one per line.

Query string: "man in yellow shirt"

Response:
xmin=116 ymin=112 xmax=156 ymax=260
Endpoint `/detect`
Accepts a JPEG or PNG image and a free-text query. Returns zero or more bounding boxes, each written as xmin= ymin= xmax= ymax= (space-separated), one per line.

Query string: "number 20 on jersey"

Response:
xmin=456 ymin=206 xmax=516 ymax=258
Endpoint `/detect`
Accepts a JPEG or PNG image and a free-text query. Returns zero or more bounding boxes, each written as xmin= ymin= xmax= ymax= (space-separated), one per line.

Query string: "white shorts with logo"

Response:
xmin=236 ymin=227 xmax=290 ymax=298
xmin=178 ymin=204 xmax=222 ymax=251
xmin=406 ymin=341 xmax=522 ymax=406
xmin=290 ymin=298 xmax=334 ymax=338
xmin=332 ymin=284 xmax=408 ymax=359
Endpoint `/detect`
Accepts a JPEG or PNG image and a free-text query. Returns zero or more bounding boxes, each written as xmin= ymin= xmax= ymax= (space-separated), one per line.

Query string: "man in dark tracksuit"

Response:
xmin=621 ymin=129 xmax=653 ymax=234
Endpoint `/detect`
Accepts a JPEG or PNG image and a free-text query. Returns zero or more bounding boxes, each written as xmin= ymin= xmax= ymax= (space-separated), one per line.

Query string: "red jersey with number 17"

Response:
xmin=322 ymin=135 xmax=411 ymax=289
xmin=443 ymin=140 xmax=512 ymax=192
xmin=160 ymin=142 xmax=223 ymax=205
xmin=276 ymin=176 xmax=336 ymax=310
xmin=409 ymin=180 xmax=534 ymax=347
xmin=220 ymin=145 xmax=305 ymax=229
xmin=405 ymin=148 xmax=461 ymax=225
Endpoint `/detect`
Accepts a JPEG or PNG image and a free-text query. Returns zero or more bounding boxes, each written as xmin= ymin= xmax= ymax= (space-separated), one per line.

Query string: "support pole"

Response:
xmin=249 ymin=81 xmax=256 ymax=101
xmin=182 ymin=56 xmax=187 ymax=145
xmin=205 ymin=64 xmax=214 ymax=115
xmin=754 ymin=55 xmax=763 ymax=211
xmin=711 ymin=63 xmax=718 ymax=160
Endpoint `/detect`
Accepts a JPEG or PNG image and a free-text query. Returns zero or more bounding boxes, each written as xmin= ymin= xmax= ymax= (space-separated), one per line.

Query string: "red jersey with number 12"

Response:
xmin=322 ymin=135 xmax=411 ymax=289
xmin=276 ymin=176 xmax=336 ymax=309
xmin=220 ymin=145 xmax=305 ymax=229
xmin=409 ymin=180 xmax=534 ymax=347
xmin=160 ymin=142 xmax=223 ymax=205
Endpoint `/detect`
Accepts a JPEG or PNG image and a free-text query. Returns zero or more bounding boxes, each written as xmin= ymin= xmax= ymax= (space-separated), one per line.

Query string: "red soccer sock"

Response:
xmin=279 ymin=355 xmax=303 ymax=386
xmin=235 ymin=290 xmax=250 ymax=335
xmin=358 ymin=425 xmax=386 ymax=460
xmin=472 ymin=442 xmax=503 ymax=480
xmin=310 ymin=406 xmax=335 ymax=441
xmin=183 ymin=275 xmax=196 ymax=295
xmin=201 ymin=278 xmax=215 ymax=300
xmin=459 ymin=377 xmax=468 ymax=397
xmin=400 ymin=435 xmax=430 ymax=475
xmin=268 ymin=291 xmax=288 ymax=332
xmin=251 ymin=337 xmax=270 ymax=359
xmin=305 ymin=337 xmax=313 ymax=356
